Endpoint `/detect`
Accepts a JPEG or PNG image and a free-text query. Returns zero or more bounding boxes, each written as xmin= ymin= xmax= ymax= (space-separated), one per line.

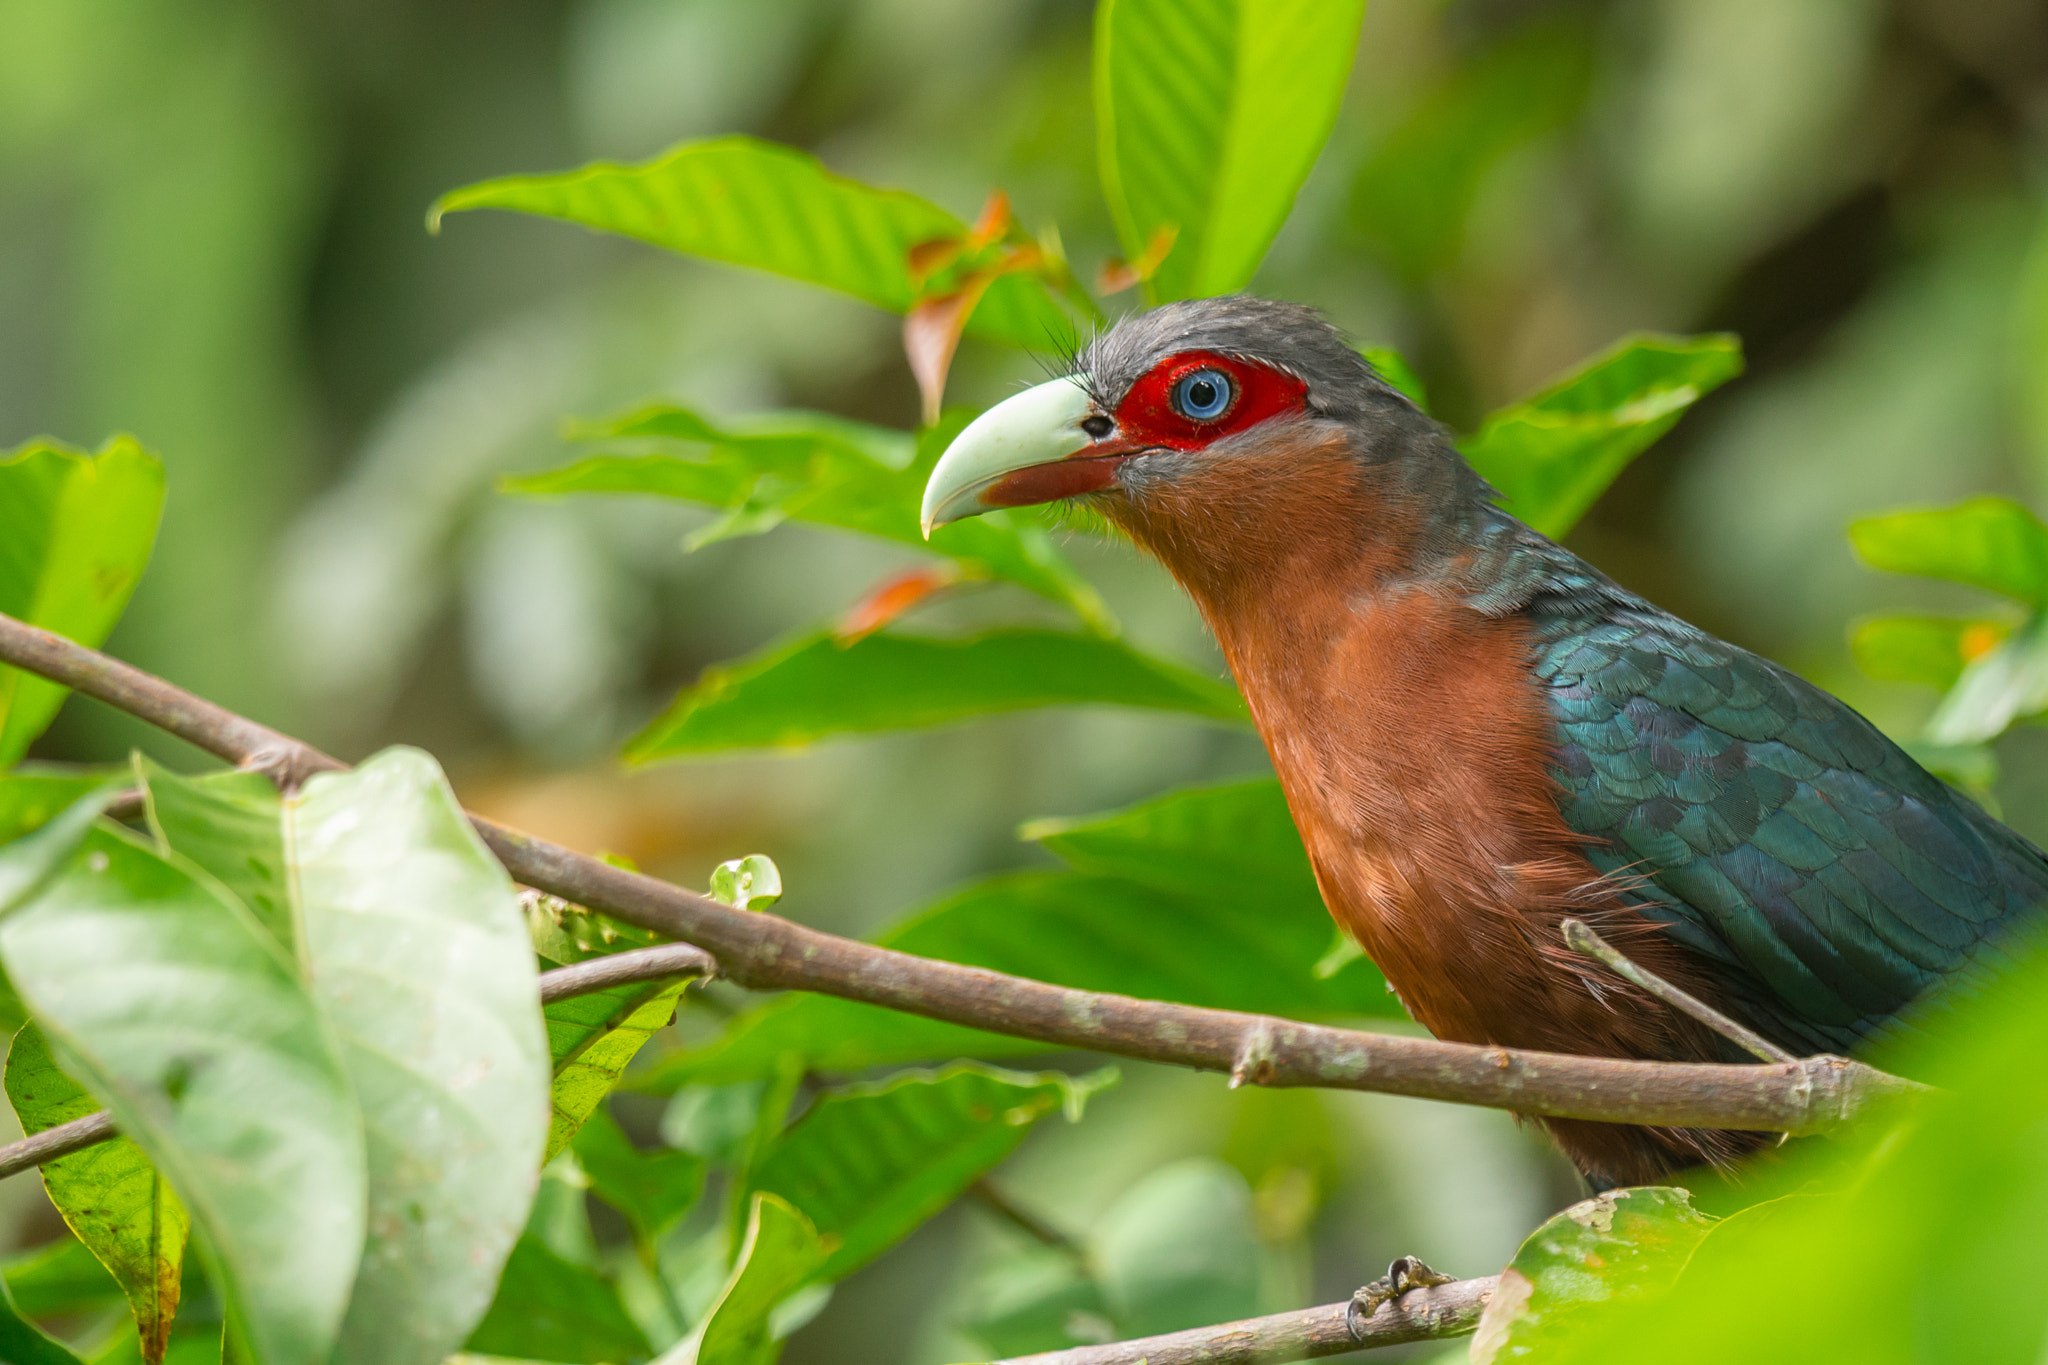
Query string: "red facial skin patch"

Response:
xmin=1109 ymin=350 xmax=1309 ymax=450
xmin=979 ymin=351 xmax=1310 ymax=509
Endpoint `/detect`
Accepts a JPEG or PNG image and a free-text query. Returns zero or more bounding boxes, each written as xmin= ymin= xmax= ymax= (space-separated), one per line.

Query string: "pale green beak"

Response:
xmin=920 ymin=377 xmax=1099 ymax=537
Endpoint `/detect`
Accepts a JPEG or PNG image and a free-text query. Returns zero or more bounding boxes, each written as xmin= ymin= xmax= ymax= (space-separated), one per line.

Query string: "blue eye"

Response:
xmin=1172 ymin=368 xmax=1235 ymax=421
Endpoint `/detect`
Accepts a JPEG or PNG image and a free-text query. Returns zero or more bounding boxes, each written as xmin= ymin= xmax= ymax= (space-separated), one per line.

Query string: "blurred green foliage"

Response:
xmin=3 ymin=1 xmax=2048 ymax=1363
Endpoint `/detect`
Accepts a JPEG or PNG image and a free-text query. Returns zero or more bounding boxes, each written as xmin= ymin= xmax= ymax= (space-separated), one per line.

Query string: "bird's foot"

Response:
xmin=1347 ymin=1256 xmax=1456 ymax=1336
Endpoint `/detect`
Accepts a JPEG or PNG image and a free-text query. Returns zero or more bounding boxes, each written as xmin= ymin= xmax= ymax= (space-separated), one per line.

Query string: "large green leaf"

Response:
xmin=680 ymin=1193 xmax=828 ymax=1365
xmin=649 ymin=781 xmax=1392 ymax=1086
xmin=1349 ymin=20 xmax=1592 ymax=281
xmin=1023 ymin=776 xmax=1319 ymax=907
xmin=462 ymin=1234 xmax=650 ymax=1365
xmin=0 ymin=437 xmax=165 ymax=767
xmin=1459 ymin=333 xmax=1743 ymax=538
xmin=0 ymin=1273 xmax=81 ymax=1365
xmin=627 ymin=629 xmax=1246 ymax=761
xmin=1849 ymin=497 xmax=2048 ymax=607
xmin=0 ymin=826 xmax=365 ymax=1365
xmin=1091 ymin=1158 xmax=1262 ymax=1339
xmin=545 ymin=979 xmax=690 ymax=1163
xmin=1550 ymin=941 xmax=2048 ymax=1365
xmin=430 ymin=136 xmax=1073 ymax=350
xmin=748 ymin=1065 xmax=1110 ymax=1284
xmin=2 ymin=1237 xmax=123 ymax=1320
xmin=1924 ymin=616 xmax=2048 ymax=746
xmin=6 ymin=1023 xmax=189 ymax=1364
xmin=282 ymin=748 xmax=549 ymax=1365
xmin=1094 ymin=0 xmax=1366 ymax=302
xmin=139 ymin=764 xmax=293 ymax=948
xmin=511 ymin=405 xmax=1109 ymax=629
xmin=1469 ymin=1187 xmax=1716 ymax=1363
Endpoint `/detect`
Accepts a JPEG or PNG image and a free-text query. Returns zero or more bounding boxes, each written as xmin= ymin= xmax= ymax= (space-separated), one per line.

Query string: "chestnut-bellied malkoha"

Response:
xmin=921 ymin=295 xmax=2047 ymax=1189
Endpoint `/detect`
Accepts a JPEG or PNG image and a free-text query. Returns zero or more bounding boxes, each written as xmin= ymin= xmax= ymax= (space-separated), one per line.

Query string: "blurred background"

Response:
xmin=5 ymin=0 xmax=2048 ymax=1359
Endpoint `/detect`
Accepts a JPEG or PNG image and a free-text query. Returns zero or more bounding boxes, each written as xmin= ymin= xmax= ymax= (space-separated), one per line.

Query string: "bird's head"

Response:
xmin=921 ymin=296 xmax=1478 ymax=602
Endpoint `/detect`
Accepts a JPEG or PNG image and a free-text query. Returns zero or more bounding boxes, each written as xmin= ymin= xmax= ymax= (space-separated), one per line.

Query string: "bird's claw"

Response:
xmin=1346 ymin=1256 xmax=1456 ymax=1338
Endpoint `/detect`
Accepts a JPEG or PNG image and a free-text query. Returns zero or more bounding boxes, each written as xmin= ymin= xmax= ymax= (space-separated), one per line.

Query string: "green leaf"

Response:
xmin=283 ymin=748 xmax=550 ymax=1365
xmin=748 ymin=1064 xmax=1111 ymax=1284
xmin=649 ymin=782 xmax=1393 ymax=1086
xmin=959 ymin=1246 xmax=1114 ymax=1359
xmin=1469 ymin=1187 xmax=1717 ymax=1363
xmin=544 ymin=979 xmax=687 ymax=1162
xmin=2 ymin=1237 xmax=123 ymax=1320
xmin=708 ymin=856 xmax=781 ymax=913
xmin=1460 ymin=333 xmax=1743 ymax=538
xmin=1924 ymin=616 xmax=2048 ymax=746
xmin=571 ymin=1108 xmax=706 ymax=1248
xmin=430 ymin=136 xmax=1073 ymax=351
xmin=1094 ymin=0 xmax=1367 ymax=302
xmin=1022 ymin=777 xmax=1321 ymax=909
xmin=0 ymin=781 xmax=124 ymax=918
xmin=628 ymin=629 xmax=1246 ymax=761
xmin=139 ymin=764 xmax=293 ymax=948
xmin=683 ymin=1193 xmax=828 ymax=1365
xmin=1350 ymin=20 xmax=1592 ymax=281
xmin=0 ymin=827 xmax=365 ymax=1365
xmin=0 ymin=1272 xmax=82 ymax=1365
xmin=1849 ymin=497 xmax=2048 ymax=606
xmin=510 ymin=404 xmax=1111 ymax=630
xmin=6 ymin=1023 xmax=188 ymax=1364
xmin=0 ymin=437 xmax=165 ymax=767
xmin=1849 ymin=615 xmax=2002 ymax=692
xmin=462 ymin=1234 xmax=650 ymax=1365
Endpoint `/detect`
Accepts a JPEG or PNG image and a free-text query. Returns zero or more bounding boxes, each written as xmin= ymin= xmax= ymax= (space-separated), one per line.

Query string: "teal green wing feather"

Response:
xmin=1472 ymin=514 xmax=2048 ymax=1054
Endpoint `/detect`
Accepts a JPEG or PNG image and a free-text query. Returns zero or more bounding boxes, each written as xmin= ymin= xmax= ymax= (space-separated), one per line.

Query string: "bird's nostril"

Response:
xmin=1081 ymin=415 xmax=1113 ymax=440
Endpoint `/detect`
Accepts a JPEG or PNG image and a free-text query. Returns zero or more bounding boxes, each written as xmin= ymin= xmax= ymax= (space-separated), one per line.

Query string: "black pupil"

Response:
xmin=1189 ymin=379 xmax=1217 ymax=408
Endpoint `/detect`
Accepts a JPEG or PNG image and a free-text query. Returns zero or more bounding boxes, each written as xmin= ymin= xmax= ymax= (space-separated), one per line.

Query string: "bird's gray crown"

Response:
xmin=1073 ymin=295 xmax=1413 ymax=424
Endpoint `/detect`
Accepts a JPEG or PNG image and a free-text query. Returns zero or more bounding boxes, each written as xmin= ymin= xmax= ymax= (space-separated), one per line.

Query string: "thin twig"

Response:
xmin=537 ymin=943 xmax=716 ymax=1004
xmin=0 ymin=1111 xmax=116 ymax=1180
xmin=0 ymin=611 xmax=1928 ymax=1139
xmin=1561 ymin=918 xmax=1795 ymax=1064
xmin=0 ymin=944 xmax=717 ymax=1179
xmin=968 ymin=1178 xmax=1083 ymax=1255
xmin=993 ymin=1275 xmax=1496 ymax=1363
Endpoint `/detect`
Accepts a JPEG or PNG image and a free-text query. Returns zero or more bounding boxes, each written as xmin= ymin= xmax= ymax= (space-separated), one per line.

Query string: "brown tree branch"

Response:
xmin=0 ymin=1111 xmax=116 ymax=1181
xmin=0 ymin=611 xmax=1927 ymax=1139
xmin=991 ymin=1275 xmax=1496 ymax=1363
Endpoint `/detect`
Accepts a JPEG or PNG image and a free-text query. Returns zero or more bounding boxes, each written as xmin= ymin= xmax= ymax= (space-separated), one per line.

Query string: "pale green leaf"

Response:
xmin=2 ymin=1237 xmax=122 ymax=1320
xmin=709 ymin=855 xmax=781 ymax=912
xmin=0 ymin=826 xmax=365 ymax=1365
xmin=430 ymin=136 xmax=1073 ymax=350
xmin=0 ymin=437 xmax=165 ymax=766
xmin=139 ymin=763 xmax=292 ymax=947
xmin=1849 ymin=497 xmax=2048 ymax=606
xmin=1095 ymin=0 xmax=1367 ymax=301
xmin=1092 ymin=1158 xmax=1260 ymax=1339
xmin=5 ymin=1023 xmax=187 ymax=1364
xmin=748 ymin=1064 xmax=1112 ymax=1284
xmin=626 ymin=629 xmax=1246 ymax=761
xmin=1925 ymin=616 xmax=2048 ymax=746
xmin=1460 ymin=333 xmax=1743 ymax=538
xmin=284 ymin=748 xmax=550 ymax=1365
